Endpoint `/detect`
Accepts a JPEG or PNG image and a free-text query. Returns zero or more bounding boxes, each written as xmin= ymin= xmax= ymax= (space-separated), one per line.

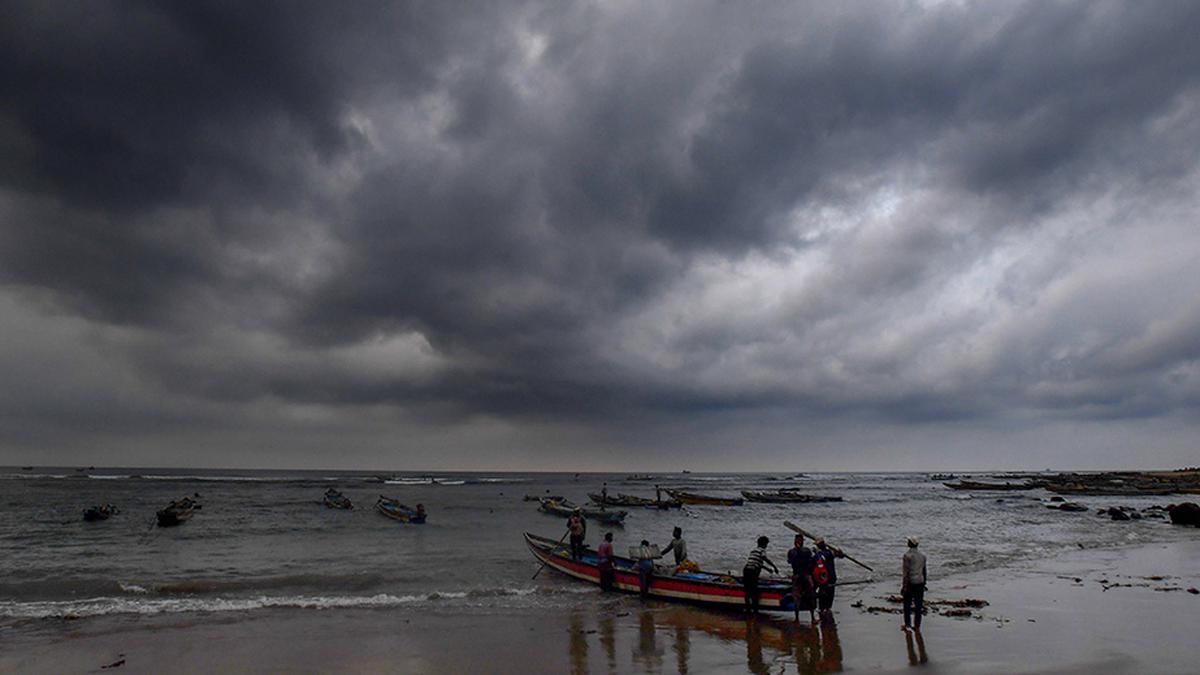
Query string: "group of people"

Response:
xmin=566 ymin=510 xmax=930 ymax=631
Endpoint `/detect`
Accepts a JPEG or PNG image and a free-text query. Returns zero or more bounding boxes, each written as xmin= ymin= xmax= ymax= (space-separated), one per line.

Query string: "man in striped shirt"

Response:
xmin=742 ymin=536 xmax=779 ymax=612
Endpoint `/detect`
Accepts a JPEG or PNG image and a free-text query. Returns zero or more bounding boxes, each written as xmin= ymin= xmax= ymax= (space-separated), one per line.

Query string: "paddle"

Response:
xmin=783 ymin=520 xmax=874 ymax=572
xmin=532 ymin=530 xmax=571 ymax=580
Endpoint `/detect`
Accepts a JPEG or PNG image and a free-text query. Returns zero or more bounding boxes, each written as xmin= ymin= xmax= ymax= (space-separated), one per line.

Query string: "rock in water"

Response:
xmin=1167 ymin=502 xmax=1200 ymax=527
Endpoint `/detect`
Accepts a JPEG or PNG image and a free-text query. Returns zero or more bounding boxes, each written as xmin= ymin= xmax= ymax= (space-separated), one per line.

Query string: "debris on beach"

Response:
xmin=941 ymin=608 xmax=972 ymax=618
xmin=101 ymin=655 xmax=126 ymax=669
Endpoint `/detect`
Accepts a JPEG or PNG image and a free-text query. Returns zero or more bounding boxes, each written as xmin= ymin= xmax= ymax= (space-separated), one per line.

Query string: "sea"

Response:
xmin=0 ymin=468 xmax=1191 ymax=636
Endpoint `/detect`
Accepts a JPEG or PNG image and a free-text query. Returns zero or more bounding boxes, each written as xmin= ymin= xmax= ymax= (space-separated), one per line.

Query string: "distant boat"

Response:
xmin=376 ymin=496 xmax=426 ymax=523
xmin=20 ymin=466 xmax=32 ymax=471
xmin=625 ymin=474 xmax=656 ymax=481
xmin=322 ymin=488 xmax=353 ymax=510
xmin=663 ymin=489 xmax=743 ymax=506
xmin=538 ymin=498 xmax=628 ymax=524
xmin=740 ymin=490 xmax=842 ymax=504
xmin=930 ymin=473 xmax=957 ymax=481
xmin=156 ymin=496 xmax=199 ymax=526
xmin=83 ymin=504 xmax=119 ymax=521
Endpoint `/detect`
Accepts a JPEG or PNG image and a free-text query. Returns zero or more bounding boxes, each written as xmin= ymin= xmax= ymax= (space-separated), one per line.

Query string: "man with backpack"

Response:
xmin=812 ymin=537 xmax=845 ymax=624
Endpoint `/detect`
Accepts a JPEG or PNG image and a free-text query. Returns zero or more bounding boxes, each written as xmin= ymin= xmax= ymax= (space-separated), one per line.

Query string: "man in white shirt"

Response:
xmin=901 ymin=537 xmax=928 ymax=631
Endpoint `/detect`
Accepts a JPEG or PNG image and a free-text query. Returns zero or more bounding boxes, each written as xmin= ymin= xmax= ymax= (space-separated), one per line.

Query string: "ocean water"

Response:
xmin=0 ymin=468 xmax=1191 ymax=629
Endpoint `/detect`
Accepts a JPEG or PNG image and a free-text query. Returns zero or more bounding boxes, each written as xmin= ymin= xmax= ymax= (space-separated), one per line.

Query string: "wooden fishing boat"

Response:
xmin=740 ymin=490 xmax=843 ymax=504
xmin=538 ymin=498 xmax=628 ymax=524
xmin=323 ymin=489 xmax=354 ymax=509
xmin=525 ymin=532 xmax=795 ymax=611
xmin=83 ymin=504 xmax=118 ymax=521
xmin=943 ymin=480 xmax=1039 ymax=491
xmin=376 ymin=496 xmax=427 ymax=523
xmin=664 ymin=489 xmax=743 ymax=506
xmin=156 ymin=497 xmax=198 ymax=526
xmin=588 ymin=492 xmax=681 ymax=509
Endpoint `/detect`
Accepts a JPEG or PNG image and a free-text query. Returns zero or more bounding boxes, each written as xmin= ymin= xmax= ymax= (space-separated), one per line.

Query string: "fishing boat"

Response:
xmin=943 ymin=480 xmax=1040 ymax=491
xmin=929 ymin=473 xmax=957 ymax=481
xmin=625 ymin=474 xmax=657 ymax=481
xmin=156 ymin=496 xmax=199 ymax=526
xmin=538 ymin=498 xmax=628 ymax=524
xmin=323 ymin=488 xmax=354 ymax=509
xmin=83 ymin=504 xmax=119 ymax=521
xmin=376 ymin=496 xmax=427 ymax=523
xmin=740 ymin=490 xmax=843 ymax=504
xmin=524 ymin=493 xmax=565 ymax=502
xmin=588 ymin=492 xmax=681 ymax=509
xmin=524 ymin=532 xmax=795 ymax=611
xmin=664 ymin=489 xmax=743 ymax=506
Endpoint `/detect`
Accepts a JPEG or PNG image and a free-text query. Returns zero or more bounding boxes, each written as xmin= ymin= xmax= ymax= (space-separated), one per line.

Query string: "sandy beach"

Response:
xmin=4 ymin=538 xmax=1197 ymax=674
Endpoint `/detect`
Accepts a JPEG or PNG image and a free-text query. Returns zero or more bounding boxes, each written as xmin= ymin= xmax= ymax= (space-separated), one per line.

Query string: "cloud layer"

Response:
xmin=2 ymin=1 xmax=1199 ymax=469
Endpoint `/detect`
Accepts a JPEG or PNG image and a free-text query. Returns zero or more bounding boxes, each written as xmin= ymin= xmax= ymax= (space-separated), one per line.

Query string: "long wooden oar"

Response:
xmin=531 ymin=530 xmax=571 ymax=579
xmin=784 ymin=520 xmax=873 ymax=572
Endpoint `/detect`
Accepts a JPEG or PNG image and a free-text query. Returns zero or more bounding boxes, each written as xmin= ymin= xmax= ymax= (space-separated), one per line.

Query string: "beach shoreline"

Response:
xmin=3 ymin=537 xmax=1198 ymax=673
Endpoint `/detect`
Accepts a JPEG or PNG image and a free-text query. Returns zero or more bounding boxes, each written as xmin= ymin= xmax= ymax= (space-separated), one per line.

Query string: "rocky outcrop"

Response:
xmin=1167 ymin=502 xmax=1200 ymax=527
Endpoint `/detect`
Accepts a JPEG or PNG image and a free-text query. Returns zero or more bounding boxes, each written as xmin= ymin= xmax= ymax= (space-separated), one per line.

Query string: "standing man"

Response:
xmin=812 ymin=538 xmax=845 ymax=624
xmin=637 ymin=539 xmax=657 ymax=596
xmin=597 ymin=532 xmax=616 ymax=591
xmin=567 ymin=509 xmax=587 ymax=560
xmin=659 ymin=527 xmax=688 ymax=567
xmin=742 ymin=536 xmax=779 ymax=612
xmin=902 ymin=537 xmax=928 ymax=632
xmin=788 ymin=534 xmax=816 ymax=623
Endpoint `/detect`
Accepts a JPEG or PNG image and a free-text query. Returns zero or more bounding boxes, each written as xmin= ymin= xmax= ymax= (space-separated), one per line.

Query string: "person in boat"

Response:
xmin=813 ymin=538 xmax=845 ymax=624
xmin=415 ymin=503 xmax=426 ymax=520
xmin=636 ymin=539 xmax=657 ymax=597
xmin=901 ymin=537 xmax=928 ymax=632
xmin=658 ymin=527 xmax=688 ymax=567
xmin=788 ymin=533 xmax=816 ymax=624
xmin=567 ymin=509 xmax=587 ymax=560
xmin=597 ymin=532 xmax=616 ymax=592
xmin=742 ymin=536 xmax=779 ymax=612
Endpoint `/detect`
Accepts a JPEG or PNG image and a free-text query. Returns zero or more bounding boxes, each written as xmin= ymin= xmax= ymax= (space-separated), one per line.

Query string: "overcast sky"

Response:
xmin=2 ymin=1 xmax=1199 ymax=471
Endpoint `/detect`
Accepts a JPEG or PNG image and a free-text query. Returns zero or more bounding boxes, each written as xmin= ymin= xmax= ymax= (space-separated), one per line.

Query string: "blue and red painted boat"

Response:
xmin=524 ymin=532 xmax=796 ymax=611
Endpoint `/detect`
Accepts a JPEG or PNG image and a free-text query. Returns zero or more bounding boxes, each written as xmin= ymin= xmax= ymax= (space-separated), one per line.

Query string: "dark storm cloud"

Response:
xmin=2 ymin=0 xmax=1200 ymax=467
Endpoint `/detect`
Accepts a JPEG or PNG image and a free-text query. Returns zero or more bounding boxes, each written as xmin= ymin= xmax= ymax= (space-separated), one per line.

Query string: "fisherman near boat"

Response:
xmin=524 ymin=532 xmax=797 ymax=611
xmin=376 ymin=496 xmax=427 ymax=523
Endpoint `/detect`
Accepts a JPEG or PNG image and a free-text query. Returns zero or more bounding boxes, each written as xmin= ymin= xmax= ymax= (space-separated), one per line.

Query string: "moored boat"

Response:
xmin=740 ymin=490 xmax=843 ymax=504
xmin=376 ymin=496 xmax=427 ymax=523
xmin=156 ymin=496 xmax=199 ymax=526
xmin=524 ymin=532 xmax=795 ymax=611
xmin=943 ymin=480 xmax=1040 ymax=491
xmin=538 ymin=498 xmax=628 ymax=524
xmin=83 ymin=504 xmax=119 ymax=521
xmin=588 ymin=492 xmax=681 ymax=509
xmin=664 ymin=489 xmax=743 ymax=506
xmin=323 ymin=488 xmax=354 ymax=509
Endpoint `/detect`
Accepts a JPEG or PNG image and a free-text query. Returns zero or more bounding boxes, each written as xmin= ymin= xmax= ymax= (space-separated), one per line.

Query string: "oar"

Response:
xmin=532 ymin=530 xmax=571 ymax=579
xmin=783 ymin=520 xmax=874 ymax=572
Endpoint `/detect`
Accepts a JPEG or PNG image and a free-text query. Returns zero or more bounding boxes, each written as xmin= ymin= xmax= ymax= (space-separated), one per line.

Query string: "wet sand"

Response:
xmin=3 ymin=540 xmax=1198 ymax=673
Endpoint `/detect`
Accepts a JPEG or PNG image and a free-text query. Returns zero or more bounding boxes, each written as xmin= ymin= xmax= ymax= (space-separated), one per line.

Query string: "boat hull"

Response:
xmin=664 ymin=490 xmax=743 ymax=506
xmin=740 ymin=491 xmax=843 ymax=504
xmin=525 ymin=532 xmax=794 ymax=611
xmin=376 ymin=500 xmax=426 ymax=523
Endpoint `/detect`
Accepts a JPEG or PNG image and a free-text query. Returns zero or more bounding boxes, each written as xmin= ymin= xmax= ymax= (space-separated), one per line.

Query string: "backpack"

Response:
xmin=812 ymin=555 xmax=830 ymax=586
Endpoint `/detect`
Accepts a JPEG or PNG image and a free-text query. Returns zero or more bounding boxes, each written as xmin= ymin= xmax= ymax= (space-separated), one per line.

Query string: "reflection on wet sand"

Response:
xmin=905 ymin=629 xmax=929 ymax=666
xmin=565 ymin=604 xmax=846 ymax=674
xmin=570 ymin=610 xmax=589 ymax=675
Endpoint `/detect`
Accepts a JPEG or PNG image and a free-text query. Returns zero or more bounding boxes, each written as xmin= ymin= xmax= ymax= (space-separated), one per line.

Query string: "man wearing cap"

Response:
xmin=901 ymin=537 xmax=928 ymax=631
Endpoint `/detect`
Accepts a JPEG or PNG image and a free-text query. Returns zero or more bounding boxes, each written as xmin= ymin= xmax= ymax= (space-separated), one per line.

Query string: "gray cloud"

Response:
xmin=2 ymin=0 xmax=1199 ymax=468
